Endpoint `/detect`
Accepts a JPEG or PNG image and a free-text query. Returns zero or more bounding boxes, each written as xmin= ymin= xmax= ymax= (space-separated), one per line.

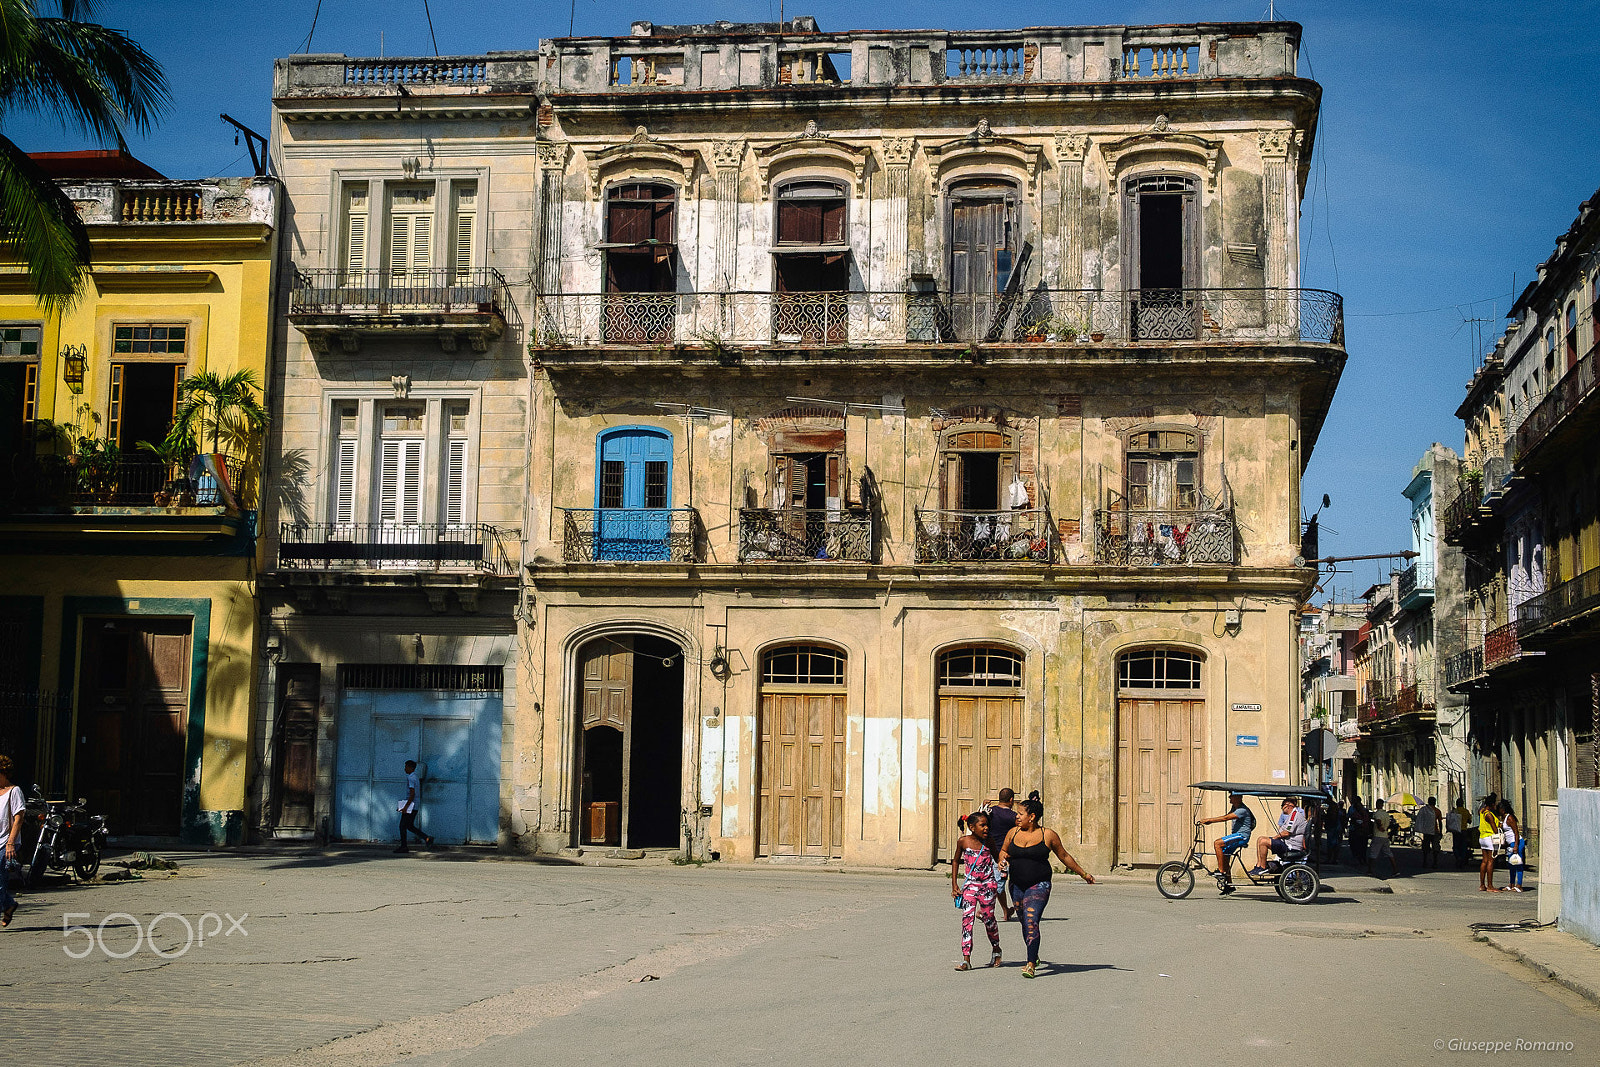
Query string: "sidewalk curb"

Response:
xmin=1475 ymin=930 xmax=1600 ymax=1009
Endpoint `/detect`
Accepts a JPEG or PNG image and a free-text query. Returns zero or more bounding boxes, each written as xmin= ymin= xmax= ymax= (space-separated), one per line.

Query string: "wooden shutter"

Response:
xmin=445 ymin=437 xmax=467 ymax=525
xmin=389 ymin=212 xmax=433 ymax=281
xmin=788 ymin=458 xmax=808 ymax=509
xmin=344 ymin=184 xmax=369 ymax=274
xmin=22 ymin=362 xmax=37 ymax=424
xmin=770 ymin=454 xmax=790 ymax=510
xmin=941 ymin=453 xmax=963 ymax=511
xmin=107 ymin=363 xmax=125 ymax=446
xmin=999 ymin=453 xmax=1017 ymax=507
xmin=826 ymin=453 xmax=841 ymax=512
xmin=1128 ymin=458 xmax=1150 ymax=508
xmin=333 ymin=437 xmax=357 ymax=525
xmin=452 ymin=184 xmax=476 ymax=282
xmin=378 ymin=438 xmax=424 ymax=526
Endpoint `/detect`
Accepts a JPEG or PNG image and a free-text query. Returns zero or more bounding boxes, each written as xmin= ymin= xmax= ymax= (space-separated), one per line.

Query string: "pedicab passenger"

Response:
xmin=1197 ymin=792 xmax=1255 ymax=892
xmin=1249 ymin=797 xmax=1307 ymax=877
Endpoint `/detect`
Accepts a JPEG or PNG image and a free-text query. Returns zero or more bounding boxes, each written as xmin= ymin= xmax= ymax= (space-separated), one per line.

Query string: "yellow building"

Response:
xmin=0 ymin=153 xmax=280 ymax=844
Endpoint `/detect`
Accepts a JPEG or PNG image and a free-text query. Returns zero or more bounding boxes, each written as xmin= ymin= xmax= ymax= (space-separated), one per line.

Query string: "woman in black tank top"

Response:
xmin=998 ymin=798 xmax=1097 ymax=977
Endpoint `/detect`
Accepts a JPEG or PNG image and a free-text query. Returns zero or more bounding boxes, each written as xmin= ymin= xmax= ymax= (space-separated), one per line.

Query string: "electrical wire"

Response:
xmin=423 ymin=0 xmax=439 ymax=56
xmin=1468 ymin=918 xmax=1555 ymax=932
xmin=299 ymin=0 xmax=323 ymax=54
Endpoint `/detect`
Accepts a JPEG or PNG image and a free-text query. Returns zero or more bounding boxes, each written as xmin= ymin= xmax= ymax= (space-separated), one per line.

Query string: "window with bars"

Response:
xmin=938 ymin=646 xmax=1023 ymax=689
xmin=113 ymin=324 xmax=187 ymax=354
xmin=1117 ymin=649 xmax=1203 ymax=691
xmin=340 ymin=664 xmax=503 ymax=691
xmin=761 ymin=644 xmax=846 ymax=686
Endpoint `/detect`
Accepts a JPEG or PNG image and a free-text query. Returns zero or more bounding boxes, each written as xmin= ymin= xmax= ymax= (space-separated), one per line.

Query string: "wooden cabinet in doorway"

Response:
xmin=77 ymin=618 xmax=192 ymax=837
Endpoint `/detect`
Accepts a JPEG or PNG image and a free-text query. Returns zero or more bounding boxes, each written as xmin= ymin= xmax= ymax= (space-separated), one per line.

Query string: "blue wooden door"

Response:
xmin=597 ymin=428 xmax=672 ymax=560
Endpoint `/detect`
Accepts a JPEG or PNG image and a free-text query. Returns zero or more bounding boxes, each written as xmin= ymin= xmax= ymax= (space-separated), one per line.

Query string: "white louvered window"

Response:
xmin=331 ymin=403 xmax=358 ymax=526
xmin=378 ymin=403 xmax=425 ymax=526
xmin=387 ymin=186 xmax=434 ymax=285
xmin=450 ymin=182 xmax=477 ymax=285
xmin=343 ymin=184 xmax=369 ymax=277
xmin=443 ymin=401 xmax=469 ymax=526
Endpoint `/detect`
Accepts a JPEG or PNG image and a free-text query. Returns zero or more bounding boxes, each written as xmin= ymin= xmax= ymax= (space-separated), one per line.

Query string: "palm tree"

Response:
xmin=170 ymin=369 xmax=269 ymax=458
xmin=0 ymin=1 xmax=168 ymax=309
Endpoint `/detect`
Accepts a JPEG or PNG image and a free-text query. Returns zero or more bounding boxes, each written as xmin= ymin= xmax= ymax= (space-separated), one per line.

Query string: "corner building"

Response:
xmin=524 ymin=18 xmax=1345 ymax=869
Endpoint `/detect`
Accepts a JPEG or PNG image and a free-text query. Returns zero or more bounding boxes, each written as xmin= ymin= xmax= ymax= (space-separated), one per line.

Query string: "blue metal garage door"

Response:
xmin=333 ymin=671 xmax=502 ymax=844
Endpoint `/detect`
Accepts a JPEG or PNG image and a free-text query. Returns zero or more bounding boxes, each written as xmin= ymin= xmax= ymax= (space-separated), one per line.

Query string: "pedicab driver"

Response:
xmin=1197 ymin=792 xmax=1255 ymax=892
xmin=1249 ymin=797 xmax=1307 ymax=877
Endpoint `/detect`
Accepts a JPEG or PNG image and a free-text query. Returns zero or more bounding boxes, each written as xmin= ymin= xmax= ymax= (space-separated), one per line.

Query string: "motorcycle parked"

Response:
xmin=25 ymin=785 xmax=108 ymax=884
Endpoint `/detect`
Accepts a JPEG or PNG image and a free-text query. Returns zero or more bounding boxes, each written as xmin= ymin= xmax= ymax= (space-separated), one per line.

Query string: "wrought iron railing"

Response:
xmin=276 ymin=523 xmax=517 ymax=575
xmin=738 ymin=508 xmax=872 ymax=562
xmin=1395 ymin=682 xmax=1436 ymax=717
xmin=913 ymin=508 xmax=1052 ymax=563
xmin=1484 ymin=620 xmax=1523 ymax=668
xmin=1519 ymin=565 xmax=1600 ymax=634
xmin=533 ymin=288 xmax=1344 ymax=349
xmin=3 ymin=454 xmax=248 ymax=510
xmin=1514 ymin=346 xmax=1597 ymax=461
xmin=1441 ymin=473 xmax=1484 ymax=543
xmin=1444 ymin=646 xmax=1485 ymax=688
xmin=561 ymin=507 xmax=697 ymax=563
xmin=290 ymin=268 xmax=508 ymax=317
xmin=1093 ymin=508 xmax=1236 ymax=565
xmin=1398 ymin=561 xmax=1434 ymax=603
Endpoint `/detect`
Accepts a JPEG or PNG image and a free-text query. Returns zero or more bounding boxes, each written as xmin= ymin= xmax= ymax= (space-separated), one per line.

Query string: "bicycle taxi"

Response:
xmin=1155 ymin=781 xmax=1333 ymax=905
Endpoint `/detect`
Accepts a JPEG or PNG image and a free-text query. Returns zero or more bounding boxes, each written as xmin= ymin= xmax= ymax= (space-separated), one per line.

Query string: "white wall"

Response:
xmin=1558 ymin=787 xmax=1600 ymax=946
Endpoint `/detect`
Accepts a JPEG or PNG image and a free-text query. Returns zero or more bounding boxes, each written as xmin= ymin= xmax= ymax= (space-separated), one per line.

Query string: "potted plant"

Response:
xmin=137 ymin=426 xmax=198 ymax=506
xmin=168 ymin=370 xmax=269 ymax=508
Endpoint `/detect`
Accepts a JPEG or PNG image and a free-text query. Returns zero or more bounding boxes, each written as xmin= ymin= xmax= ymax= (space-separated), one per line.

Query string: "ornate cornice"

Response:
xmin=584 ymin=126 xmax=699 ymax=193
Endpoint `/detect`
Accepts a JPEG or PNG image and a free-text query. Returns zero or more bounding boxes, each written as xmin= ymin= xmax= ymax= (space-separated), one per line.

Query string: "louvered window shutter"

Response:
xmin=389 ymin=214 xmax=409 ymax=278
xmin=346 ymin=212 xmax=367 ymax=274
xmin=788 ymin=458 xmax=808 ymax=509
xmin=769 ymin=455 xmax=789 ymax=510
xmin=453 ymin=211 xmax=474 ymax=283
xmin=400 ymin=439 xmax=423 ymax=524
xmin=108 ymin=364 xmax=125 ymax=446
xmin=379 ymin=440 xmax=401 ymax=524
xmin=826 ymin=453 xmax=841 ymax=513
xmin=334 ymin=438 xmax=357 ymax=525
xmin=411 ymin=214 xmax=433 ymax=274
xmin=941 ymin=453 xmax=962 ymax=512
xmin=445 ymin=438 xmax=467 ymax=525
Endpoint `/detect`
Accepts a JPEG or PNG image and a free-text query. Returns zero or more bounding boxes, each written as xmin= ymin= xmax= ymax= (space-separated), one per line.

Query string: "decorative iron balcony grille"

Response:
xmin=276 ymin=523 xmax=517 ymax=575
xmin=1518 ymin=565 xmax=1600 ymax=634
xmin=913 ymin=508 xmax=1051 ymax=563
xmin=1484 ymin=621 xmax=1523 ymax=668
xmin=1093 ymin=508 xmax=1236 ymax=565
xmin=290 ymin=268 xmax=508 ymax=317
xmin=532 ymin=288 xmax=1344 ymax=349
xmin=1441 ymin=474 xmax=1484 ymax=543
xmin=1398 ymin=561 xmax=1434 ymax=604
xmin=560 ymin=507 xmax=697 ymax=563
xmin=1514 ymin=347 xmax=1597 ymax=462
xmin=738 ymin=508 xmax=872 ymax=562
xmin=1444 ymin=646 xmax=1485 ymax=688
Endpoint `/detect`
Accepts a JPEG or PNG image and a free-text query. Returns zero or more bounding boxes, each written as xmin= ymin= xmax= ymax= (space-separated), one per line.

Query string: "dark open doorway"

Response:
xmin=1138 ymin=193 xmax=1185 ymax=290
xmin=113 ymin=362 xmax=182 ymax=451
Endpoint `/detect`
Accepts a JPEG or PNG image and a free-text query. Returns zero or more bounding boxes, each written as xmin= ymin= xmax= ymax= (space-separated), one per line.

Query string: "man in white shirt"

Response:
xmin=1415 ymin=797 xmax=1442 ymax=868
xmin=0 ymin=754 xmax=26 ymax=926
xmin=394 ymin=759 xmax=434 ymax=853
xmin=1249 ymin=797 xmax=1307 ymax=876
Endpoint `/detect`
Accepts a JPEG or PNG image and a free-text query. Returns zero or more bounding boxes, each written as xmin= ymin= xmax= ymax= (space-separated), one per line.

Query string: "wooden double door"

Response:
xmin=1117 ymin=696 xmax=1204 ymax=865
xmin=936 ymin=690 xmax=1024 ymax=860
xmin=758 ymin=690 xmax=846 ymax=858
xmin=78 ymin=618 xmax=192 ymax=836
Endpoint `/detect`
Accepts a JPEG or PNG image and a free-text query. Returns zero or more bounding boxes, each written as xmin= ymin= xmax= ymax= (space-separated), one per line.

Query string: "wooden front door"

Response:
xmin=936 ymin=691 xmax=1024 ymax=861
xmin=272 ymin=665 xmax=319 ymax=829
xmin=580 ymin=638 xmax=631 ymax=846
xmin=78 ymin=618 xmax=192 ymax=836
xmin=1117 ymin=697 xmax=1203 ymax=865
xmin=758 ymin=691 xmax=846 ymax=858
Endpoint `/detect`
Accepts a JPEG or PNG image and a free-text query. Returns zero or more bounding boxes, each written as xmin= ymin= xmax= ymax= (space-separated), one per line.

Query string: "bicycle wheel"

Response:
xmin=1277 ymin=864 xmax=1320 ymax=904
xmin=1156 ymin=862 xmax=1195 ymax=900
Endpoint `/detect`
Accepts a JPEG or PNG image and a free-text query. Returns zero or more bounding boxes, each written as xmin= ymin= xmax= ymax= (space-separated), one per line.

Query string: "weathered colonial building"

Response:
xmin=523 ymin=17 xmax=1345 ymax=869
xmin=1 ymin=155 xmax=279 ymax=843
xmin=259 ymin=54 xmax=537 ymax=842
xmin=1299 ymin=602 xmax=1362 ymax=792
xmin=1444 ymin=186 xmax=1600 ymax=857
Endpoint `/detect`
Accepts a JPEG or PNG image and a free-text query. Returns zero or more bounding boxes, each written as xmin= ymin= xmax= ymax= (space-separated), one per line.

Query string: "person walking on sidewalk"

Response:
xmin=985 ymin=788 xmax=1018 ymax=921
xmin=1366 ymin=799 xmax=1399 ymax=878
xmin=950 ymin=810 xmax=1003 ymax=970
xmin=1346 ymin=797 xmax=1372 ymax=867
xmin=1497 ymin=800 xmax=1526 ymax=892
xmin=1416 ymin=796 xmax=1442 ymax=869
xmin=1477 ymin=798 xmax=1501 ymax=892
xmin=0 ymin=755 xmax=24 ymax=927
xmin=1448 ymin=798 xmax=1471 ymax=869
xmin=997 ymin=798 xmax=1096 ymax=978
xmin=395 ymin=760 xmax=434 ymax=853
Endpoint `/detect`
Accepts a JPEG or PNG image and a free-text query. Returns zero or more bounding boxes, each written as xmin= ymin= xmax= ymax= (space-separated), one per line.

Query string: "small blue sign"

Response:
xmin=1235 ymin=734 xmax=1260 ymax=747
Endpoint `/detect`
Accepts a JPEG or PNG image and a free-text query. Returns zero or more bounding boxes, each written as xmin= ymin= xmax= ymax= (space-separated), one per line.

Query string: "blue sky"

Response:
xmin=8 ymin=1 xmax=1598 ymax=595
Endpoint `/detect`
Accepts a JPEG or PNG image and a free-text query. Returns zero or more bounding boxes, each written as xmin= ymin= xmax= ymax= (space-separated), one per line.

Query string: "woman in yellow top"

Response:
xmin=1477 ymin=798 xmax=1501 ymax=892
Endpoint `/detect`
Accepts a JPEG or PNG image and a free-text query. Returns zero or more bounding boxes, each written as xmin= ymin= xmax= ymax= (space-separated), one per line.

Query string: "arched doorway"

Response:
xmin=935 ymin=645 xmax=1025 ymax=861
xmin=757 ymin=644 xmax=847 ymax=859
xmin=1115 ymin=648 xmax=1204 ymax=865
xmin=577 ymin=634 xmax=684 ymax=849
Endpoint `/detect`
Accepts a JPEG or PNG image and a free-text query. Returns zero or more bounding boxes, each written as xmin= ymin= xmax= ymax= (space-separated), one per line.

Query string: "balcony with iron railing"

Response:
xmin=289 ymin=268 xmax=509 ymax=354
xmin=275 ymin=523 xmax=518 ymax=575
xmin=1444 ymin=646 xmax=1485 ymax=689
xmin=2 ymin=453 xmax=249 ymax=511
xmin=913 ymin=509 xmax=1052 ymax=564
xmin=531 ymin=288 xmax=1344 ymax=358
xmin=1441 ymin=472 xmax=1491 ymax=545
xmin=560 ymin=507 xmax=698 ymax=563
xmin=1513 ymin=343 xmax=1600 ymax=470
xmin=738 ymin=508 xmax=872 ymax=563
xmin=1397 ymin=561 xmax=1434 ymax=610
xmin=1518 ymin=564 xmax=1600 ymax=642
xmin=1093 ymin=508 xmax=1236 ymax=566
xmin=1484 ymin=620 xmax=1526 ymax=669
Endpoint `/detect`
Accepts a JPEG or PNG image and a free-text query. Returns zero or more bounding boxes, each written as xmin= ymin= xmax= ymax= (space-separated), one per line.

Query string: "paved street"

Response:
xmin=1 ymin=849 xmax=1596 ymax=1067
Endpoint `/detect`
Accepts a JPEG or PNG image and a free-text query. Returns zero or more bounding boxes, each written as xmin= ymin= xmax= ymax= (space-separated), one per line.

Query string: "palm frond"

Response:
xmin=0 ymin=131 xmax=90 ymax=310
xmin=4 ymin=15 xmax=169 ymax=139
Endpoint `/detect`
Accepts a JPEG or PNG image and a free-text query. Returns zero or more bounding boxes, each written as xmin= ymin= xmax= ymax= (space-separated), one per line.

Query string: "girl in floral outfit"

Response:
xmin=950 ymin=809 xmax=1003 ymax=970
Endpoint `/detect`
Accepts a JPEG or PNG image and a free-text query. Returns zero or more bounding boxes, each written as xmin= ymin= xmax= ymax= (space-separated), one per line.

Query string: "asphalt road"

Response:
xmin=1 ymin=850 xmax=1593 ymax=1067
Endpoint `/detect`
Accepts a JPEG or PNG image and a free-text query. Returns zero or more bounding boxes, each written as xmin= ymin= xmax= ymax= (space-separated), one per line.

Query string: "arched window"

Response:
xmin=938 ymin=426 xmax=1019 ymax=512
xmin=591 ymin=427 xmax=676 ymax=560
xmin=1566 ymin=302 xmax=1579 ymax=368
xmin=938 ymin=646 xmax=1023 ymax=689
xmin=761 ymin=644 xmax=846 ymax=687
xmin=1124 ymin=174 xmax=1200 ymax=340
xmin=1117 ymin=648 xmax=1203 ymax=691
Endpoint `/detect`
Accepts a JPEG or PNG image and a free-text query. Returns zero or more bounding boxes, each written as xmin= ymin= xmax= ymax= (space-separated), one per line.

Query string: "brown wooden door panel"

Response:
xmin=936 ymin=691 xmax=1024 ymax=861
xmin=273 ymin=665 xmax=320 ymax=829
xmin=759 ymin=691 xmax=844 ymax=858
xmin=1118 ymin=696 xmax=1203 ymax=866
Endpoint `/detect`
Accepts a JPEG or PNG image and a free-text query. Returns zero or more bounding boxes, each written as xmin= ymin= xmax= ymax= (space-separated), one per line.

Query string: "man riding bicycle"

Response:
xmin=1197 ymin=792 xmax=1255 ymax=893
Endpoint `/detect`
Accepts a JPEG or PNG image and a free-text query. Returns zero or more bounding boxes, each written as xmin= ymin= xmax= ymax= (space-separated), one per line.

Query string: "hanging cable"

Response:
xmin=423 ymin=0 xmax=440 ymax=56
xmin=300 ymin=0 xmax=323 ymax=54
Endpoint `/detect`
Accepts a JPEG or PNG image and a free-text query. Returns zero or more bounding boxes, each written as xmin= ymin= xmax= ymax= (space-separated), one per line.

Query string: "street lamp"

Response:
xmin=60 ymin=343 xmax=86 ymax=393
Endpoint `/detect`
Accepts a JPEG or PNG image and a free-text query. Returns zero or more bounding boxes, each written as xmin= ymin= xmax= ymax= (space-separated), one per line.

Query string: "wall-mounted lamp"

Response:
xmin=61 ymin=343 xmax=87 ymax=393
